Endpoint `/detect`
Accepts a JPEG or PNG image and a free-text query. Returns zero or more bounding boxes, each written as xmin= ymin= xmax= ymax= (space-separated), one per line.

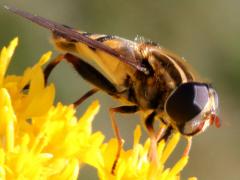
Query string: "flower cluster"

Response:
xmin=0 ymin=38 xmax=196 ymax=179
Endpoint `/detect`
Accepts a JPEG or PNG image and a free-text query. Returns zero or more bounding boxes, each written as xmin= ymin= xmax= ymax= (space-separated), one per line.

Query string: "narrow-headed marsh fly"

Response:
xmin=5 ymin=6 xmax=220 ymax=174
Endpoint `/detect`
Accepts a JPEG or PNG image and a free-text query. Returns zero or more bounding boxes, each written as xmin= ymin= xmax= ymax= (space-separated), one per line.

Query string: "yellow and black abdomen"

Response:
xmin=52 ymin=31 xmax=137 ymax=88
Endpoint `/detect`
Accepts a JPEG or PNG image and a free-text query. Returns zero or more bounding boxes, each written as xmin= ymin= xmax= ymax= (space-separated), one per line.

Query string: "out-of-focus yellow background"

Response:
xmin=0 ymin=0 xmax=239 ymax=179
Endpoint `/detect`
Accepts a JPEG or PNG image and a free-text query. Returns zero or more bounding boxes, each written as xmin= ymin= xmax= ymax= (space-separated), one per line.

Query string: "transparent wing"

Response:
xmin=5 ymin=5 xmax=149 ymax=75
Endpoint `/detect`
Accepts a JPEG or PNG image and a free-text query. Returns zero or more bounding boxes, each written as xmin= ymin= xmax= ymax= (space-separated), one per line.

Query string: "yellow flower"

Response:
xmin=0 ymin=38 xmax=104 ymax=179
xmin=88 ymin=125 xmax=195 ymax=180
xmin=0 ymin=38 xmax=196 ymax=179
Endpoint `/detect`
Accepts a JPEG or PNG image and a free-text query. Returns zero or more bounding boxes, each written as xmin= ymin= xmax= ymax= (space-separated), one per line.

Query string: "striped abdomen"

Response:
xmin=53 ymin=31 xmax=138 ymax=90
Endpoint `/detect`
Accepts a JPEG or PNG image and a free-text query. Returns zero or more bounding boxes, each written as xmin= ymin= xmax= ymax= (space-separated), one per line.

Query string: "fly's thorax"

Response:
xmin=128 ymin=44 xmax=194 ymax=110
xmin=131 ymin=73 xmax=168 ymax=110
xmin=129 ymin=65 xmax=177 ymax=111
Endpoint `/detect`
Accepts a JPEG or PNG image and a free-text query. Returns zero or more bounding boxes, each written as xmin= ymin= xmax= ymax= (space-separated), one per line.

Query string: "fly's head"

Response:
xmin=165 ymin=82 xmax=220 ymax=136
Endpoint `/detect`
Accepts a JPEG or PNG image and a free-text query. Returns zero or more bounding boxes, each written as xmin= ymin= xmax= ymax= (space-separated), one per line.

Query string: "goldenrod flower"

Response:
xmin=0 ymin=38 xmax=196 ymax=179
xmin=0 ymin=38 xmax=104 ymax=179
xmin=88 ymin=125 xmax=194 ymax=180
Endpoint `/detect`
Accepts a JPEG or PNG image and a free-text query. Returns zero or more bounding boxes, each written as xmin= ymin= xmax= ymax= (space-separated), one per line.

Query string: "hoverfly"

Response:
xmin=5 ymin=6 xmax=220 ymax=174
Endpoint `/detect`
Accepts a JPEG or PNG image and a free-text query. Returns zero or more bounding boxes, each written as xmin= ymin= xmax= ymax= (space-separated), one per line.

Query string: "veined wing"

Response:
xmin=4 ymin=5 xmax=149 ymax=76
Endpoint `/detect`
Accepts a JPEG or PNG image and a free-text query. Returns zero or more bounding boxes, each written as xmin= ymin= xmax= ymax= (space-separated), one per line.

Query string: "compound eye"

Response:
xmin=165 ymin=82 xmax=209 ymax=135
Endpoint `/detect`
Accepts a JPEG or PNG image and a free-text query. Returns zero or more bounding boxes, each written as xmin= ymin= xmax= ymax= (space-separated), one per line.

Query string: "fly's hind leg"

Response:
xmin=63 ymin=54 xmax=140 ymax=174
xmin=44 ymin=53 xmax=140 ymax=174
xmin=44 ymin=54 xmax=65 ymax=84
xmin=43 ymin=53 xmax=118 ymax=106
xmin=22 ymin=54 xmax=64 ymax=91
xmin=73 ymin=88 xmax=99 ymax=107
xmin=109 ymin=106 xmax=139 ymax=174
xmin=43 ymin=54 xmax=99 ymax=106
xmin=64 ymin=53 xmax=118 ymax=95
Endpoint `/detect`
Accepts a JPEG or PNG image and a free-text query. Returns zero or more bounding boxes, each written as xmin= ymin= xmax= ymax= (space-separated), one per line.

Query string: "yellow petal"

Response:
xmin=0 ymin=37 xmax=18 ymax=84
xmin=167 ymin=156 xmax=189 ymax=178
xmin=188 ymin=177 xmax=198 ymax=180
xmin=133 ymin=125 xmax=141 ymax=147
xmin=20 ymin=51 xmax=51 ymax=89
xmin=0 ymin=88 xmax=16 ymax=152
xmin=50 ymin=159 xmax=79 ymax=180
xmin=161 ymin=133 xmax=180 ymax=164
xmin=23 ymin=67 xmax=55 ymax=117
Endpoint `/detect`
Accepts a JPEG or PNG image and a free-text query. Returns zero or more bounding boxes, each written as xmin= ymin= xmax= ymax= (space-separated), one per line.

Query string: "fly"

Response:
xmin=5 ymin=5 xmax=220 ymax=174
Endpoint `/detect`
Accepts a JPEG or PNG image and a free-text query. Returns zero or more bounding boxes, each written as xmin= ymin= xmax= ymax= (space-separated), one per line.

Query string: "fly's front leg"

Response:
xmin=156 ymin=125 xmax=173 ymax=143
xmin=183 ymin=136 xmax=192 ymax=156
xmin=145 ymin=113 xmax=173 ymax=165
xmin=145 ymin=112 xmax=159 ymax=164
xmin=109 ymin=105 xmax=139 ymax=174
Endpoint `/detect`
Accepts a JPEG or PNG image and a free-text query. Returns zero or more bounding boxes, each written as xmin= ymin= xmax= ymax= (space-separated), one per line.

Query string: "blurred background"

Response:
xmin=0 ymin=0 xmax=239 ymax=179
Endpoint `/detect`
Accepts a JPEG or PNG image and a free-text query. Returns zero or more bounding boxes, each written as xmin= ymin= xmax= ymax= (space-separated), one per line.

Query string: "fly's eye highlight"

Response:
xmin=165 ymin=82 xmax=210 ymax=135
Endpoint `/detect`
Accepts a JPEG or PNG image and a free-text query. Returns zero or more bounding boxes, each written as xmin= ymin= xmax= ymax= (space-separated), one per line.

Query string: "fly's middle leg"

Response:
xmin=109 ymin=105 xmax=139 ymax=174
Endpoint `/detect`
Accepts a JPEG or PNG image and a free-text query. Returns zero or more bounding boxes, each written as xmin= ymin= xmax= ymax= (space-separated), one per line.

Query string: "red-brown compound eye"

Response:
xmin=165 ymin=82 xmax=210 ymax=135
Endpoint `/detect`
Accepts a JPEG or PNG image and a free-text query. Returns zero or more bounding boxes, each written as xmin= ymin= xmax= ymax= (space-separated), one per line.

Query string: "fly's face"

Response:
xmin=165 ymin=82 xmax=220 ymax=136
